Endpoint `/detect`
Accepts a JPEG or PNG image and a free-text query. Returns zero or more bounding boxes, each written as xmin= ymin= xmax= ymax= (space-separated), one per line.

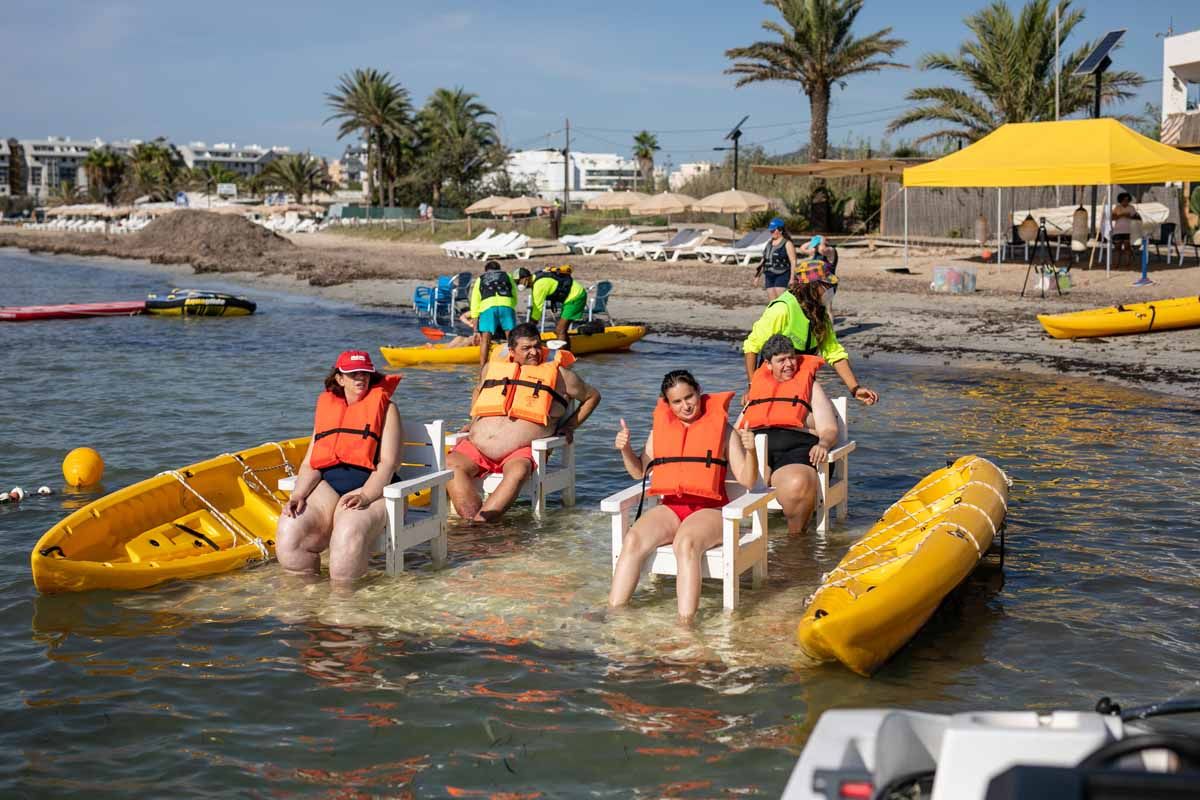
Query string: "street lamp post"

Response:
xmin=715 ymin=115 xmax=749 ymax=228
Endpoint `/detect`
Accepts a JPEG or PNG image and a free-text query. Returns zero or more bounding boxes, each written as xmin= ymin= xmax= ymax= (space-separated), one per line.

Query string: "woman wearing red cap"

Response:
xmin=276 ymin=350 xmax=402 ymax=583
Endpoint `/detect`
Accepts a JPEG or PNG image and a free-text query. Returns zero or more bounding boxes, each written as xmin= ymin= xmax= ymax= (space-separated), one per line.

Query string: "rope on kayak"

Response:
xmin=809 ymin=458 xmax=1009 ymax=601
xmin=161 ymin=470 xmax=270 ymax=561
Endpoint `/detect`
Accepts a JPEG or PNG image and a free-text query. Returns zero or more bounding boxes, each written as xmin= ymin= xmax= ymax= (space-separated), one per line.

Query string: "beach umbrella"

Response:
xmin=464 ymin=195 xmax=508 ymax=215
xmin=692 ymin=189 xmax=771 ymax=214
xmin=634 ymin=192 xmax=697 ymax=215
xmin=584 ymin=191 xmax=649 ymax=211
xmin=492 ymin=195 xmax=552 ymax=216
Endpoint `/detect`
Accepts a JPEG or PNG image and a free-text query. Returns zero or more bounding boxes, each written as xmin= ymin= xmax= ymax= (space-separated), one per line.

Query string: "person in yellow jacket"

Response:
xmin=519 ymin=265 xmax=588 ymax=350
xmin=467 ymin=261 xmax=530 ymax=368
xmin=742 ymin=260 xmax=878 ymax=405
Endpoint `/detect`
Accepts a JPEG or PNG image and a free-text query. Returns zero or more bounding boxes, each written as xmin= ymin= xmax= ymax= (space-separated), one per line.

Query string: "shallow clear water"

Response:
xmin=2 ymin=248 xmax=1198 ymax=797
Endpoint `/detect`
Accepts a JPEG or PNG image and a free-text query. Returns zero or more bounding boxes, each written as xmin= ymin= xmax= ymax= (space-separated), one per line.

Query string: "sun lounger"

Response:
xmin=643 ymin=228 xmax=711 ymax=261
xmin=455 ymin=230 xmax=518 ymax=258
xmin=560 ymin=224 xmax=618 ymax=247
xmin=612 ymin=228 xmax=698 ymax=260
xmin=475 ymin=233 xmax=533 ymax=260
xmin=698 ymin=229 xmax=771 ymax=264
xmin=577 ymin=227 xmax=636 ymax=255
xmin=441 ymin=228 xmax=495 ymax=258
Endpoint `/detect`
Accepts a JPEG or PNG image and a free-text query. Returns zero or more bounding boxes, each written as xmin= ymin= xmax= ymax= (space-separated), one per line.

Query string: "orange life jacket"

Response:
xmin=741 ymin=356 xmax=824 ymax=430
xmin=471 ymin=358 xmax=568 ymax=425
xmin=310 ymin=374 xmax=401 ymax=471
xmin=647 ymin=392 xmax=734 ymax=501
xmin=489 ymin=344 xmax=576 ymax=368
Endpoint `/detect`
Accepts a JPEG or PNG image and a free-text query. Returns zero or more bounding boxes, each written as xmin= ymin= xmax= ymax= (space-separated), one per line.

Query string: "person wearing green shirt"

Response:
xmin=742 ymin=260 xmax=878 ymax=406
xmin=468 ymin=261 xmax=529 ymax=369
xmin=519 ymin=265 xmax=588 ymax=350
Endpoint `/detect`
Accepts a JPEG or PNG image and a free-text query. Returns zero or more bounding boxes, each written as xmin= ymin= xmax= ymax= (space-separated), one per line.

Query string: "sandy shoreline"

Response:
xmin=3 ymin=222 xmax=1199 ymax=398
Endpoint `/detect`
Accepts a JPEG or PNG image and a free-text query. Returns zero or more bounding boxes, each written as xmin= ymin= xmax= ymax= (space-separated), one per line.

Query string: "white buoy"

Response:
xmin=37 ymin=486 xmax=53 ymax=496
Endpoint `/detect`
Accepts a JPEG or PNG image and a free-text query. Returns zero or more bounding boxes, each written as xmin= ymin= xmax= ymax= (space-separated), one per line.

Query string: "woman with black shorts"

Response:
xmin=755 ymin=217 xmax=797 ymax=300
xmin=739 ymin=334 xmax=839 ymax=535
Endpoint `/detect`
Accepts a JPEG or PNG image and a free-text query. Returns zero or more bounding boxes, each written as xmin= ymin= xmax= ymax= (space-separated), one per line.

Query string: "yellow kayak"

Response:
xmin=1038 ymin=295 xmax=1200 ymax=339
xmin=797 ymin=456 xmax=1010 ymax=676
xmin=31 ymin=438 xmax=307 ymax=594
xmin=380 ymin=325 xmax=647 ymax=366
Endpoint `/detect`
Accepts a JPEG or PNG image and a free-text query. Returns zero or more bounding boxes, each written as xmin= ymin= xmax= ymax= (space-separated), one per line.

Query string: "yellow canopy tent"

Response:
xmin=900 ymin=119 xmax=1200 ymax=272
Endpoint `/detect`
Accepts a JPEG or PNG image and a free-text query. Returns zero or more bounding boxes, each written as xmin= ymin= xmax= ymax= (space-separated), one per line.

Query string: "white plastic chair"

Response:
xmin=279 ymin=419 xmax=454 ymax=575
xmin=600 ymin=453 xmax=774 ymax=611
xmin=753 ymin=396 xmax=856 ymax=537
xmin=446 ymin=431 xmax=576 ymax=519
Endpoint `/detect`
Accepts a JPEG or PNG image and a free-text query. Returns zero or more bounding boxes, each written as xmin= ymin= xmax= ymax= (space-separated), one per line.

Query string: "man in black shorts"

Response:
xmin=740 ymin=334 xmax=839 ymax=535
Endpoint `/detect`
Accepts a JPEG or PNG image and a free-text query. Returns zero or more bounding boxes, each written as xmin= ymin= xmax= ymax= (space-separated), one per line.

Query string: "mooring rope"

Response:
xmin=160 ymin=469 xmax=270 ymax=561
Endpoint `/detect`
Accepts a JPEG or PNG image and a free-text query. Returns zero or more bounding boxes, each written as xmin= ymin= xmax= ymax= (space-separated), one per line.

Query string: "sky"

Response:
xmin=6 ymin=0 xmax=1197 ymax=171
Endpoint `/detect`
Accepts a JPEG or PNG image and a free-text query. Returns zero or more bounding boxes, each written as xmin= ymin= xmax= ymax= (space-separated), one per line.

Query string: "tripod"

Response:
xmin=1020 ymin=218 xmax=1063 ymax=298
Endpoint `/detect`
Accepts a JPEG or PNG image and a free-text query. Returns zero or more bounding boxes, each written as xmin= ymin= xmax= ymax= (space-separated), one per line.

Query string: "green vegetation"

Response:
xmin=188 ymin=163 xmax=239 ymax=198
xmin=82 ymin=147 xmax=127 ymax=205
xmin=633 ymin=131 xmax=660 ymax=190
xmin=888 ymin=0 xmax=1143 ymax=145
xmin=259 ymin=154 xmax=331 ymax=204
xmin=126 ymin=139 xmax=186 ymax=202
xmin=725 ymin=0 xmax=906 ymax=229
xmin=48 ymin=181 xmax=84 ymax=207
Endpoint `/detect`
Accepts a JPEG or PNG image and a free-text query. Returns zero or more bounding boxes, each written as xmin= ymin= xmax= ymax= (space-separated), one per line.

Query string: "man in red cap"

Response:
xmin=276 ymin=349 xmax=403 ymax=583
xmin=447 ymin=322 xmax=601 ymax=522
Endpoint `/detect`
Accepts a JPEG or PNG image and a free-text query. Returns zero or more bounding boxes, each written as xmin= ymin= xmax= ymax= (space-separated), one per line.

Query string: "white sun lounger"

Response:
xmin=560 ymin=224 xmax=618 ymax=247
xmin=643 ymin=228 xmax=711 ymax=261
xmin=612 ymin=228 xmax=698 ymax=260
xmin=475 ymin=233 xmax=533 ymax=260
xmin=577 ymin=227 xmax=637 ymax=255
xmin=456 ymin=230 xmax=518 ymax=258
xmin=698 ymin=229 xmax=771 ymax=264
xmin=441 ymin=228 xmax=496 ymax=257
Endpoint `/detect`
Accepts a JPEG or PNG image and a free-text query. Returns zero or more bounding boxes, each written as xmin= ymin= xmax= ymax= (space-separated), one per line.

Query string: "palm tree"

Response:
xmin=888 ymin=0 xmax=1143 ymax=145
xmin=49 ymin=181 xmax=84 ymax=207
xmin=417 ymin=87 xmax=499 ymax=207
xmin=726 ymin=0 xmax=906 ymax=228
xmin=83 ymin=147 xmax=127 ymax=206
xmin=325 ymin=68 xmax=413 ymax=208
xmin=258 ymin=153 xmax=331 ymax=204
xmin=632 ymin=131 xmax=660 ymax=191
xmin=125 ymin=139 xmax=184 ymax=202
xmin=189 ymin=163 xmax=240 ymax=199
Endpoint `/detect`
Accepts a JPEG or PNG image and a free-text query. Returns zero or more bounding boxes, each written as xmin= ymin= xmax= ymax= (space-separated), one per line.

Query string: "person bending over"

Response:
xmin=610 ymin=370 xmax=757 ymax=622
xmin=276 ymin=350 xmax=402 ymax=583
xmin=520 ymin=264 xmax=587 ymax=350
xmin=743 ymin=260 xmax=878 ymax=406
xmin=739 ymin=334 xmax=838 ymax=535
xmin=446 ymin=322 xmax=600 ymax=522
xmin=467 ymin=261 xmax=529 ymax=369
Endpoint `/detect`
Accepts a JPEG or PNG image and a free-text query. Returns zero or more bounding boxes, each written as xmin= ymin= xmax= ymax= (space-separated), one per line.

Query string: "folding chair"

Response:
xmin=587 ymin=281 xmax=614 ymax=323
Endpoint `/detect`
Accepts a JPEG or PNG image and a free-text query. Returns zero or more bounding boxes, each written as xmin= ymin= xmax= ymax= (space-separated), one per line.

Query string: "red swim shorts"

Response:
xmin=660 ymin=494 xmax=726 ymax=522
xmin=451 ymin=438 xmax=534 ymax=478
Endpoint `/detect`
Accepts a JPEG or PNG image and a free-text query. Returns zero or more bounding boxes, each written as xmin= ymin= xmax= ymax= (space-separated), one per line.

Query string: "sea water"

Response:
xmin=1 ymin=248 xmax=1198 ymax=796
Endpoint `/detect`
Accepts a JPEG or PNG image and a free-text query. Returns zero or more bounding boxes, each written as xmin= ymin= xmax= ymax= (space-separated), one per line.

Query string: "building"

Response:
xmin=1161 ymin=29 xmax=1200 ymax=153
xmin=177 ymin=142 xmax=288 ymax=178
xmin=0 ymin=140 xmax=10 ymax=198
xmin=504 ymin=149 xmax=643 ymax=203
xmin=669 ymin=161 xmax=713 ymax=192
xmin=20 ymin=137 xmax=104 ymax=199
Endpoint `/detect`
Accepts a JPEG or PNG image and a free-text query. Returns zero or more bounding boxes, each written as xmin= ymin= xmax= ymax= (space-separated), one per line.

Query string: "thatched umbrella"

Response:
xmin=585 ymin=191 xmax=649 ymax=211
xmin=492 ymin=195 xmax=552 ymax=216
xmin=464 ymin=195 xmax=508 ymax=215
xmin=692 ymin=189 xmax=771 ymax=214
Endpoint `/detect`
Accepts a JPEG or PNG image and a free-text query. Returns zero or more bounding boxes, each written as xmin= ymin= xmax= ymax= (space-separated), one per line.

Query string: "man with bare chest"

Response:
xmin=447 ymin=322 xmax=601 ymax=521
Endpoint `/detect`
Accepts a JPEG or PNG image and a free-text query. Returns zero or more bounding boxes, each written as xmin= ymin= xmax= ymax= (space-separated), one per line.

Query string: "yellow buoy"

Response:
xmin=62 ymin=447 xmax=105 ymax=487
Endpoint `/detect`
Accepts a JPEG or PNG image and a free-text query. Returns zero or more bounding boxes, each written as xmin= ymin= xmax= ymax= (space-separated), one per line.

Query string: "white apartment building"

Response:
xmin=20 ymin=137 xmax=104 ymax=199
xmin=177 ymin=142 xmax=289 ymax=178
xmin=669 ymin=161 xmax=713 ymax=192
xmin=505 ymin=149 xmax=643 ymax=203
xmin=0 ymin=140 xmax=10 ymax=197
xmin=1161 ymin=29 xmax=1200 ymax=153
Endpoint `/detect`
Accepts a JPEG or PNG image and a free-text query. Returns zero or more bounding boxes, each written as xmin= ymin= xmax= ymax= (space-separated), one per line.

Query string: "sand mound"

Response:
xmin=129 ymin=210 xmax=295 ymax=260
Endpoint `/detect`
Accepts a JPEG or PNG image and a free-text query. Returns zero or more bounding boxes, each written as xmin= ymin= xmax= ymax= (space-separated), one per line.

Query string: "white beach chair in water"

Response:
xmin=753 ymin=396 xmax=856 ymax=537
xmin=279 ymin=419 xmax=454 ymax=575
xmin=445 ymin=431 xmax=576 ymax=519
xmin=600 ymin=441 xmax=775 ymax=611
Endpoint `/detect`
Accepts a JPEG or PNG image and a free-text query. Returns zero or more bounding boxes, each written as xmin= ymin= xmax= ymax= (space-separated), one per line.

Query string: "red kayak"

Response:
xmin=0 ymin=301 xmax=147 ymax=321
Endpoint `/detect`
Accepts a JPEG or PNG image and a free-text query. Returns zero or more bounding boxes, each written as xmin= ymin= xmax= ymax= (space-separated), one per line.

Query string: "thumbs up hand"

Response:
xmin=738 ymin=427 xmax=757 ymax=455
xmin=614 ymin=418 xmax=631 ymax=452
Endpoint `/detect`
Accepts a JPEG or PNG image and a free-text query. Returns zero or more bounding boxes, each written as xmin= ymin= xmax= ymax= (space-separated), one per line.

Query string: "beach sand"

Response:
xmin=4 ymin=219 xmax=1198 ymax=397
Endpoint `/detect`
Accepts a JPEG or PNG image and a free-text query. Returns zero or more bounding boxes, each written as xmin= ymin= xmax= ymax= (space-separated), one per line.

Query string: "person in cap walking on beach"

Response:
xmin=742 ymin=261 xmax=878 ymax=406
xmin=519 ymin=264 xmax=587 ymax=350
xmin=467 ymin=261 xmax=528 ymax=369
xmin=754 ymin=217 xmax=798 ymax=301
xmin=276 ymin=350 xmax=402 ymax=584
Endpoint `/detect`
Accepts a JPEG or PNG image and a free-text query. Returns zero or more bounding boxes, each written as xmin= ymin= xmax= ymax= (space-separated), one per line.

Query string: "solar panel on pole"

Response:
xmin=1075 ymin=30 xmax=1125 ymax=76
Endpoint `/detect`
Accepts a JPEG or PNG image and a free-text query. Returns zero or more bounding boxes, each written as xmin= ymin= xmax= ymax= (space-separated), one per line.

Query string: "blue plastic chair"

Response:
xmin=414 ymin=275 xmax=455 ymax=323
xmin=587 ymin=281 xmax=614 ymax=323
